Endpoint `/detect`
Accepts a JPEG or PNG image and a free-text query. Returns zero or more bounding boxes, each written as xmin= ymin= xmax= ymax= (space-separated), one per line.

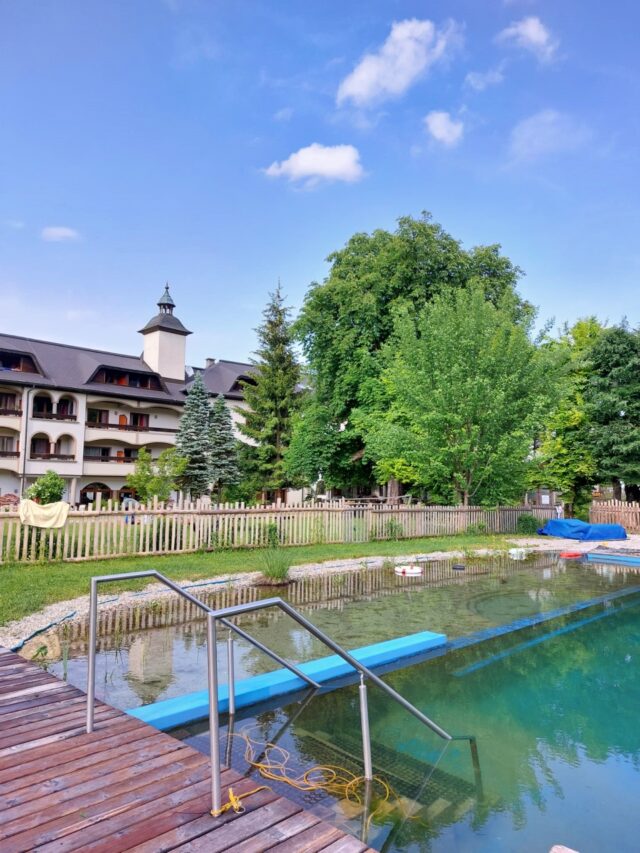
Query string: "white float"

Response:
xmin=394 ymin=564 xmax=423 ymax=576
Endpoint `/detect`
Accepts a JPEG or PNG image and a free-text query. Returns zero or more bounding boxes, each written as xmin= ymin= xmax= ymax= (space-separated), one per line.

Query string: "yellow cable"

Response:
xmin=220 ymin=725 xmax=432 ymax=831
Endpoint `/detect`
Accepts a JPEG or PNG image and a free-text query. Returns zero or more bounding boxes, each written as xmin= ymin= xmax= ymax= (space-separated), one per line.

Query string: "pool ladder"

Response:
xmin=85 ymin=570 xmax=482 ymax=816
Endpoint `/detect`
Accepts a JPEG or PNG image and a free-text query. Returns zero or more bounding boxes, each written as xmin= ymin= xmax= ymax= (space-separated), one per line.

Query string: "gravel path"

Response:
xmin=3 ymin=534 xmax=639 ymax=652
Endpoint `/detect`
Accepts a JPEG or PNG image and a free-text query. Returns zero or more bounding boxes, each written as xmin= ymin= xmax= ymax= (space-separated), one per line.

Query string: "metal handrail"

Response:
xmin=85 ymin=570 xmax=481 ymax=818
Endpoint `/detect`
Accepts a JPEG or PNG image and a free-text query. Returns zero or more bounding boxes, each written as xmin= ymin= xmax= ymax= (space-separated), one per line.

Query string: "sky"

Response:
xmin=1 ymin=0 xmax=639 ymax=366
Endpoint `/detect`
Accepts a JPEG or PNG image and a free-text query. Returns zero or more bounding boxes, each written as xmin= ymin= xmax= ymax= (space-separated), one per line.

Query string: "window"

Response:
xmin=92 ymin=368 xmax=162 ymax=391
xmin=30 ymin=436 xmax=49 ymax=456
xmin=0 ymin=437 xmax=15 ymax=452
xmin=87 ymin=408 xmax=109 ymax=424
xmin=0 ymin=351 xmax=39 ymax=373
xmin=33 ymin=395 xmax=53 ymax=416
xmin=84 ymin=446 xmax=110 ymax=459
xmin=0 ymin=393 xmax=18 ymax=411
xmin=130 ymin=413 xmax=149 ymax=429
xmin=57 ymin=397 xmax=75 ymax=417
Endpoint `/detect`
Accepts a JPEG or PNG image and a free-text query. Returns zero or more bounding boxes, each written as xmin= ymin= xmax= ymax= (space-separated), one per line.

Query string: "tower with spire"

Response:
xmin=139 ymin=285 xmax=191 ymax=380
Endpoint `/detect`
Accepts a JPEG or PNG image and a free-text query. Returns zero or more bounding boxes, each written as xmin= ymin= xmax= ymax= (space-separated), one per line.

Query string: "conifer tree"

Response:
xmin=208 ymin=394 xmax=240 ymax=499
xmin=239 ymin=286 xmax=300 ymax=492
xmin=175 ymin=370 xmax=211 ymax=498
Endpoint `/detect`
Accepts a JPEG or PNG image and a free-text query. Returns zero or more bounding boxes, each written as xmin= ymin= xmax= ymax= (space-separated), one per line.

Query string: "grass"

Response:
xmin=258 ymin=547 xmax=292 ymax=583
xmin=0 ymin=533 xmax=511 ymax=626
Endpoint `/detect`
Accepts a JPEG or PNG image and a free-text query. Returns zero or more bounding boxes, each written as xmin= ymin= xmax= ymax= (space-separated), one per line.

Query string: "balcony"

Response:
xmin=0 ymin=450 xmax=19 ymax=458
xmin=85 ymin=421 xmax=175 ymax=433
xmin=0 ymin=408 xmax=22 ymax=417
xmin=32 ymin=412 xmax=78 ymax=422
xmin=83 ymin=455 xmax=138 ymax=463
xmin=29 ymin=452 xmax=75 ymax=461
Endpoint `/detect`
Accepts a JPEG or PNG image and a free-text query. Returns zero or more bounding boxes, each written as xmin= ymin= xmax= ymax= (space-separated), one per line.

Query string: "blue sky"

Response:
xmin=2 ymin=0 xmax=639 ymax=365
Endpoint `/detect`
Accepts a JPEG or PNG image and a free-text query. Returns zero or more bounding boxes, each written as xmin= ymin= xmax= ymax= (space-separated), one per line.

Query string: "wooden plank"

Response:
xmin=171 ymin=796 xmax=303 ymax=853
xmin=261 ymin=819 xmax=345 ymax=852
xmin=221 ymin=807 xmax=321 ymax=853
xmin=74 ymin=777 xmax=277 ymax=853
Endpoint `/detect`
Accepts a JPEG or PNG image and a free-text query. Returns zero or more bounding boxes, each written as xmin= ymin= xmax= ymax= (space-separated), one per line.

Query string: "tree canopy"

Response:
xmin=358 ymin=285 xmax=550 ymax=505
xmin=126 ymin=447 xmax=187 ymax=504
xmin=584 ymin=323 xmax=640 ymax=494
xmin=291 ymin=213 xmax=530 ymax=488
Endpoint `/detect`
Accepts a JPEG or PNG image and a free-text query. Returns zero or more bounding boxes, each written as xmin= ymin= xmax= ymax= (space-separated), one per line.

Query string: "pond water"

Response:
xmin=33 ymin=553 xmax=640 ymax=717
xmin=177 ymin=578 xmax=640 ymax=852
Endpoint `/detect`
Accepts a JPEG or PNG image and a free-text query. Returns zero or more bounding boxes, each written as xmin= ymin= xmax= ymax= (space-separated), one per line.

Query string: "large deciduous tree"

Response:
xmin=584 ymin=324 xmax=640 ymax=498
xmin=175 ymin=370 xmax=211 ymax=498
xmin=208 ymin=394 xmax=240 ymax=499
xmin=359 ymin=286 xmax=550 ymax=505
xmin=239 ymin=286 xmax=300 ymax=493
xmin=292 ymin=213 xmax=530 ymax=489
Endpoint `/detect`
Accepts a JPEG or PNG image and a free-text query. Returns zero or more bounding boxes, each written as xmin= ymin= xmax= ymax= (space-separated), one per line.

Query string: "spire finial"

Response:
xmin=157 ymin=283 xmax=176 ymax=314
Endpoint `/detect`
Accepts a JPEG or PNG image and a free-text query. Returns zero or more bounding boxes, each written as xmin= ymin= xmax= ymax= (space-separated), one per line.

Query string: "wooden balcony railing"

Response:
xmin=32 ymin=412 xmax=77 ymax=421
xmin=0 ymin=450 xmax=19 ymax=458
xmin=0 ymin=408 xmax=22 ymax=417
xmin=85 ymin=422 xmax=176 ymax=433
xmin=29 ymin=453 xmax=75 ymax=461
xmin=83 ymin=455 xmax=137 ymax=464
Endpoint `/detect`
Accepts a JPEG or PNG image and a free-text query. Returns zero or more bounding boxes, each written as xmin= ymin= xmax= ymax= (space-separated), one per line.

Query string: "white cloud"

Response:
xmin=509 ymin=109 xmax=590 ymax=161
xmin=336 ymin=18 xmax=462 ymax=108
xmin=41 ymin=226 xmax=80 ymax=242
xmin=424 ymin=111 xmax=464 ymax=147
xmin=465 ymin=66 xmax=505 ymax=91
xmin=265 ymin=143 xmax=364 ymax=188
xmin=273 ymin=107 xmax=294 ymax=122
xmin=497 ymin=16 xmax=558 ymax=62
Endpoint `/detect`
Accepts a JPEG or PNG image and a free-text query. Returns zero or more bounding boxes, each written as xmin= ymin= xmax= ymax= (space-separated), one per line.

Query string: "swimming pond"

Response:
xmin=176 ymin=585 xmax=640 ymax=852
xmin=36 ymin=553 xmax=640 ymax=715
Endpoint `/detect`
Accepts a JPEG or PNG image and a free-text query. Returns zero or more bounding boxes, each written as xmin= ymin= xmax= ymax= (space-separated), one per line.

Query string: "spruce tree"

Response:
xmin=175 ymin=370 xmax=211 ymax=498
xmin=208 ymin=394 xmax=240 ymax=499
xmin=239 ymin=286 xmax=300 ymax=492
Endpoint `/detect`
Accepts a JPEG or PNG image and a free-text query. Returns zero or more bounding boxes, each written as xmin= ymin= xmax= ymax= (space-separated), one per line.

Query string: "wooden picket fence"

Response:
xmin=0 ymin=499 xmax=555 ymax=565
xmin=590 ymin=500 xmax=640 ymax=533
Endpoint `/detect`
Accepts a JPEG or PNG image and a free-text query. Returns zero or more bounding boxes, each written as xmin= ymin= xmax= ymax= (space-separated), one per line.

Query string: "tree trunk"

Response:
xmin=612 ymin=478 xmax=622 ymax=501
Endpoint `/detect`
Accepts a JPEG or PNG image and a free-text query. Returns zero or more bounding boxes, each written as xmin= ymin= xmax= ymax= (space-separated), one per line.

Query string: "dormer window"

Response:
xmin=0 ymin=350 xmax=40 ymax=373
xmin=91 ymin=368 xmax=162 ymax=391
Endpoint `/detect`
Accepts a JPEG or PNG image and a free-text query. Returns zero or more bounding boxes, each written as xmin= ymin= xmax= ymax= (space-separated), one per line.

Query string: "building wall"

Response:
xmin=0 ymin=383 xmax=255 ymax=503
xmin=143 ymin=331 xmax=186 ymax=381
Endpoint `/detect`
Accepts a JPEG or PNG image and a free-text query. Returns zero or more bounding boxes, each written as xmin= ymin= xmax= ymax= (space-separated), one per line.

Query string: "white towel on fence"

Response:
xmin=19 ymin=499 xmax=70 ymax=529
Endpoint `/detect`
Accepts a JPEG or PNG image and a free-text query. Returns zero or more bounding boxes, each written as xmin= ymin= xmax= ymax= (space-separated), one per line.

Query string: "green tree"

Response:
xmin=360 ymin=286 xmax=551 ymax=505
xmin=238 ymin=286 xmax=300 ymax=492
xmin=584 ymin=323 xmax=640 ymax=498
xmin=293 ymin=213 xmax=529 ymax=488
xmin=126 ymin=447 xmax=187 ymax=504
xmin=528 ymin=318 xmax=603 ymax=513
xmin=175 ymin=370 xmax=211 ymax=498
xmin=208 ymin=394 xmax=240 ymax=499
xmin=27 ymin=470 xmax=66 ymax=504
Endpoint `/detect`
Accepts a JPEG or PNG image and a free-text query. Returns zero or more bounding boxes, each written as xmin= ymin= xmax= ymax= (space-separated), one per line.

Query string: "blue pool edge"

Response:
xmin=127 ymin=629 xmax=447 ymax=731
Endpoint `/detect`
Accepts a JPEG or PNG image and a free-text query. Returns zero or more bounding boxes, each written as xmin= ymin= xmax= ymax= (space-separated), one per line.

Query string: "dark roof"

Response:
xmin=0 ymin=333 xmax=186 ymax=404
xmin=0 ymin=333 xmax=254 ymax=405
xmin=157 ymin=284 xmax=175 ymax=309
xmin=138 ymin=313 xmax=191 ymax=336
xmin=190 ymin=359 xmax=256 ymax=400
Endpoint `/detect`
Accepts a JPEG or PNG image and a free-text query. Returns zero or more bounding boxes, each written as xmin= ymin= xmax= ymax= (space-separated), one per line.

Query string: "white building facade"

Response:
xmin=0 ymin=287 xmax=253 ymax=504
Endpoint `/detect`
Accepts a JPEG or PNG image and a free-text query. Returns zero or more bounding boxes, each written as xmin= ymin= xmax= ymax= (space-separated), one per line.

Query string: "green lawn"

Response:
xmin=0 ymin=534 xmax=512 ymax=626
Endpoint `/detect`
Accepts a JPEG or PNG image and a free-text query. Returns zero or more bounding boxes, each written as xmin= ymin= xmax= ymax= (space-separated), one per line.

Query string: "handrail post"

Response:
xmin=359 ymin=674 xmax=373 ymax=781
xmin=86 ymin=577 xmax=98 ymax=733
xmin=207 ymin=612 xmax=222 ymax=816
xmin=227 ymin=632 xmax=236 ymax=718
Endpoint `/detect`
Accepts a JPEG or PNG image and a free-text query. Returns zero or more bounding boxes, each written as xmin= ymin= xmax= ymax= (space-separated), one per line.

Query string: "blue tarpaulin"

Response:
xmin=538 ymin=518 xmax=627 ymax=541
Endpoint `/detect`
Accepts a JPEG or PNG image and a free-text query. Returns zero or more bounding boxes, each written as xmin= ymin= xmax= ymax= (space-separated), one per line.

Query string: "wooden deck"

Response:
xmin=0 ymin=647 xmax=374 ymax=852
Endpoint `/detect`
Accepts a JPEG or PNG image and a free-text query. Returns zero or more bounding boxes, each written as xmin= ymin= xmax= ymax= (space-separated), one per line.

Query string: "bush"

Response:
xmin=258 ymin=547 xmax=291 ymax=583
xmin=516 ymin=513 xmax=540 ymax=535
xmin=27 ymin=470 xmax=65 ymax=504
